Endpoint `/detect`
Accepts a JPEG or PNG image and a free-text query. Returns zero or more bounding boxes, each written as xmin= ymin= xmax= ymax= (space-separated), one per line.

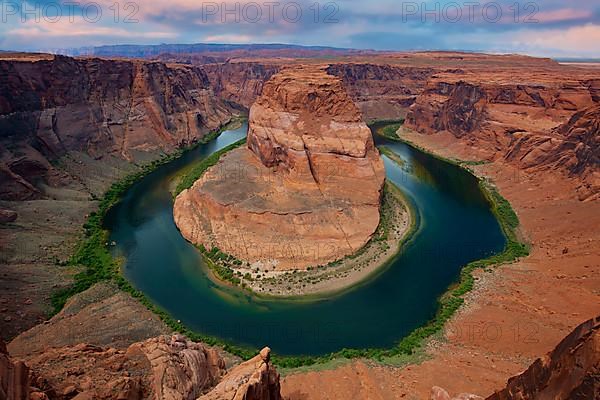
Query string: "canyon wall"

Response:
xmin=2 ymin=51 xmax=599 ymax=399
xmin=405 ymin=72 xmax=600 ymax=200
xmin=203 ymin=61 xmax=436 ymax=122
xmin=174 ymin=66 xmax=385 ymax=270
xmin=0 ymin=54 xmax=237 ymax=341
xmin=326 ymin=63 xmax=435 ymax=121
xmin=0 ymin=54 xmax=235 ymax=201
xmin=204 ymin=62 xmax=280 ymax=109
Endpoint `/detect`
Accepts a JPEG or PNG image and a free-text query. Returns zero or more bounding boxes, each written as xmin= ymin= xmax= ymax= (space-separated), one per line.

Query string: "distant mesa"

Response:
xmin=174 ymin=65 xmax=385 ymax=270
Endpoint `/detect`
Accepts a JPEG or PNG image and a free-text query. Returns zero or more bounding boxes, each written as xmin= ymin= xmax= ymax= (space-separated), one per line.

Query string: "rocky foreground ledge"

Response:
xmin=1 ymin=334 xmax=281 ymax=400
xmin=174 ymin=66 xmax=385 ymax=271
xmin=430 ymin=316 xmax=600 ymax=399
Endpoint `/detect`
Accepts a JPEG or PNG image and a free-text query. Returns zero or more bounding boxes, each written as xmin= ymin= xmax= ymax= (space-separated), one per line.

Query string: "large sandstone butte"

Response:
xmin=174 ymin=66 xmax=385 ymax=270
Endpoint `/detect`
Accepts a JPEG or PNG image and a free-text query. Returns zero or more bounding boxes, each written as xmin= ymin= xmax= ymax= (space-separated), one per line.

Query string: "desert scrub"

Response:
xmin=195 ymin=179 xmax=413 ymax=298
xmin=196 ymin=244 xmax=247 ymax=287
xmin=51 ymin=116 xmax=262 ymax=361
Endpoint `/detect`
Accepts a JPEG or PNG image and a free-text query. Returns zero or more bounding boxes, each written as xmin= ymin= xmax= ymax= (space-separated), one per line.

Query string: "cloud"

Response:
xmin=512 ymin=24 xmax=600 ymax=57
xmin=536 ymin=8 xmax=594 ymax=23
xmin=444 ymin=23 xmax=600 ymax=57
xmin=0 ymin=0 xmax=599 ymax=57
xmin=6 ymin=18 xmax=176 ymax=39
xmin=203 ymin=34 xmax=252 ymax=43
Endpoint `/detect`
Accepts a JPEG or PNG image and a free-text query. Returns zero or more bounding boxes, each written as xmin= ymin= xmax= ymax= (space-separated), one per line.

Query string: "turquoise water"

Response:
xmin=105 ymin=122 xmax=506 ymax=356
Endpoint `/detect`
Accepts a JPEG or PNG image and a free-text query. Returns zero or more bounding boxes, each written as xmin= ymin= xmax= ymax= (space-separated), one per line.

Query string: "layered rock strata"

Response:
xmin=204 ymin=62 xmax=280 ymax=109
xmin=197 ymin=53 xmax=599 ymax=199
xmin=404 ymin=73 xmax=599 ymax=200
xmin=0 ymin=53 xmax=234 ymax=200
xmin=326 ymin=63 xmax=436 ymax=120
xmin=174 ymin=66 xmax=385 ymax=270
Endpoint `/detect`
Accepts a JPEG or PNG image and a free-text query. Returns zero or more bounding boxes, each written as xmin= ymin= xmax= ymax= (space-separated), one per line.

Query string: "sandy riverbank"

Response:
xmin=198 ymin=180 xmax=414 ymax=298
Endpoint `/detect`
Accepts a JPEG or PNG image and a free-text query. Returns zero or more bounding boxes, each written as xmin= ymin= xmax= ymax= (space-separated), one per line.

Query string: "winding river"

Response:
xmin=105 ymin=122 xmax=506 ymax=356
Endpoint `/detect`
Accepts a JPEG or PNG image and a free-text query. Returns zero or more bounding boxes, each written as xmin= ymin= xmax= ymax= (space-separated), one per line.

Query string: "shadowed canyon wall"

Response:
xmin=0 ymin=54 xmax=235 ymax=201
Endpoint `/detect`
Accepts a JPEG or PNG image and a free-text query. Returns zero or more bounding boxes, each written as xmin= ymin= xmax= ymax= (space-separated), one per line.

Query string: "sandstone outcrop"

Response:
xmin=128 ymin=335 xmax=226 ymax=400
xmin=3 ymin=334 xmax=282 ymax=400
xmin=429 ymin=316 xmax=600 ymax=400
xmin=0 ymin=54 xmax=234 ymax=200
xmin=200 ymin=347 xmax=281 ymax=400
xmin=19 ymin=334 xmax=225 ymax=400
xmin=0 ymin=340 xmax=30 ymax=400
xmin=174 ymin=66 xmax=385 ymax=270
xmin=486 ymin=316 xmax=600 ymax=400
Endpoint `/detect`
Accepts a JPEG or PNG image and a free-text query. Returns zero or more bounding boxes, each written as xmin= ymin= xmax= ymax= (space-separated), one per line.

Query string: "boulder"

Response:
xmin=199 ymin=347 xmax=282 ymax=400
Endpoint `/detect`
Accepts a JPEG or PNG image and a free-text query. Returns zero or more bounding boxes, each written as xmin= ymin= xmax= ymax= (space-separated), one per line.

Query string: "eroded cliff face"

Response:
xmin=405 ymin=74 xmax=599 ymax=200
xmin=203 ymin=61 xmax=436 ymax=122
xmin=204 ymin=62 xmax=280 ymax=109
xmin=174 ymin=65 xmax=385 ymax=270
xmin=327 ymin=63 xmax=435 ymax=121
xmin=1 ymin=335 xmax=282 ymax=400
xmin=0 ymin=340 xmax=29 ymax=400
xmin=0 ymin=54 xmax=234 ymax=200
xmin=405 ymin=77 xmax=593 ymax=137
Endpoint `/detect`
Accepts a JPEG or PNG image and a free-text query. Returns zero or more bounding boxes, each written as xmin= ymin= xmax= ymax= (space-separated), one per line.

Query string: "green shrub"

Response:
xmin=174 ymin=139 xmax=246 ymax=196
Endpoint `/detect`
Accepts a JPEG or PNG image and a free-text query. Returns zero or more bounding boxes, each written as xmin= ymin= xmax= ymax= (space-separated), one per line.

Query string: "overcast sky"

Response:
xmin=1 ymin=0 xmax=599 ymax=57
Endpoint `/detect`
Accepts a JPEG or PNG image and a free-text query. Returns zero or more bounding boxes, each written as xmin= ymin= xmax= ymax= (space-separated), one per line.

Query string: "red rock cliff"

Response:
xmin=405 ymin=72 xmax=599 ymax=200
xmin=204 ymin=62 xmax=280 ymax=109
xmin=0 ymin=54 xmax=234 ymax=200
